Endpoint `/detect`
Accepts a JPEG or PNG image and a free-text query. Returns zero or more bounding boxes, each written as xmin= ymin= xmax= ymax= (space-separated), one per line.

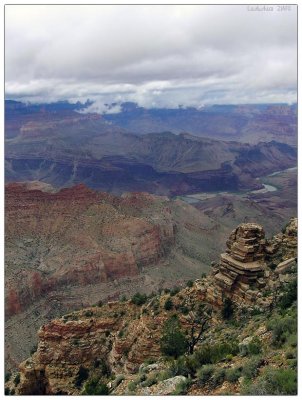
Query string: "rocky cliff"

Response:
xmin=11 ymin=219 xmax=297 ymax=395
xmin=5 ymin=183 xmax=176 ymax=318
xmin=6 ymin=182 xmax=222 ymax=369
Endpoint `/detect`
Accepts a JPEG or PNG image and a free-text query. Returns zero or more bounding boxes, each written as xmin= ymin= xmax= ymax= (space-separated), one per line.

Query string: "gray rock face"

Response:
xmin=275 ymin=258 xmax=296 ymax=275
xmin=140 ymin=376 xmax=187 ymax=395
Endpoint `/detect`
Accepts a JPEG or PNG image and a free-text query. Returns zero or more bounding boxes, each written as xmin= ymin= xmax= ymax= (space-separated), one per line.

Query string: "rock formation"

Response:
xmin=198 ymin=218 xmax=297 ymax=309
xmin=10 ymin=219 xmax=297 ymax=395
xmin=7 ymin=182 xmax=221 ymax=370
xmin=16 ymin=301 xmax=166 ymax=395
xmin=206 ymin=223 xmax=268 ymax=306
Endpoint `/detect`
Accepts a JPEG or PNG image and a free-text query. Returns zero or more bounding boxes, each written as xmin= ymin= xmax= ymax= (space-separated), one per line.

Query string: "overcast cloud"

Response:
xmin=5 ymin=5 xmax=297 ymax=110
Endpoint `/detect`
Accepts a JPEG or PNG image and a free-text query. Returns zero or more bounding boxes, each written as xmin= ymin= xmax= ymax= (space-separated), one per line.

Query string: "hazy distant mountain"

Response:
xmin=103 ymin=102 xmax=297 ymax=145
xmin=5 ymin=100 xmax=297 ymax=196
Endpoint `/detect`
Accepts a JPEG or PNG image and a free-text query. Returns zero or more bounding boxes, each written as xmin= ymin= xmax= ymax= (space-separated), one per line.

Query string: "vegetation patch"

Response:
xmin=131 ymin=292 xmax=147 ymax=306
xmin=160 ymin=315 xmax=187 ymax=358
xmin=241 ymin=367 xmax=297 ymax=395
xmin=82 ymin=377 xmax=109 ymax=395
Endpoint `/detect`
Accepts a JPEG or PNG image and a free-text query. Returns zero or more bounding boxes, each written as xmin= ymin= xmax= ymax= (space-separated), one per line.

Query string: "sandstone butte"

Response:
xmin=12 ymin=217 xmax=297 ymax=395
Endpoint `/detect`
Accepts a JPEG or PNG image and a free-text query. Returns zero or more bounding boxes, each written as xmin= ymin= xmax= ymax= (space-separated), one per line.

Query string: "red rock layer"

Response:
xmin=5 ymin=183 xmax=175 ymax=317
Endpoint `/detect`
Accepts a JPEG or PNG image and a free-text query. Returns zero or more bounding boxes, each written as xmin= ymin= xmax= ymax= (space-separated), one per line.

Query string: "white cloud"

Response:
xmin=5 ymin=4 xmax=297 ymax=107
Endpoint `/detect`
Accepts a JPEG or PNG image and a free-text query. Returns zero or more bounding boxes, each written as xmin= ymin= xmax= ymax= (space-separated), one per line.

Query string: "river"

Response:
xmin=177 ymin=165 xmax=296 ymax=204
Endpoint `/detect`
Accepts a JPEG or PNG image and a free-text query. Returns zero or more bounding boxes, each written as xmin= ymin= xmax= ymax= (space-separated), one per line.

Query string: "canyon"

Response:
xmin=8 ymin=218 xmax=297 ymax=395
xmin=5 ymin=101 xmax=297 ymax=196
xmin=5 ymin=100 xmax=297 ymax=387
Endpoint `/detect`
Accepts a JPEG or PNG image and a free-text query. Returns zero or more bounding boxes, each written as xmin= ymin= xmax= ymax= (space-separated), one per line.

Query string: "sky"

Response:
xmin=5 ymin=4 xmax=297 ymax=111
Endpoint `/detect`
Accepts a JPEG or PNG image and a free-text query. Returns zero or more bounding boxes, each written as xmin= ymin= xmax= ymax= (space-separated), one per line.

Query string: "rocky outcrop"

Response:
xmin=206 ymin=223 xmax=268 ymax=306
xmin=15 ymin=301 xmax=166 ymax=395
xmin=11 ymin=219 xmax=297 ymax=395
xmin=139 ymin=376 xmax=187 ymax=395
xmin=198 ymin=218 xmax=297 ymax=309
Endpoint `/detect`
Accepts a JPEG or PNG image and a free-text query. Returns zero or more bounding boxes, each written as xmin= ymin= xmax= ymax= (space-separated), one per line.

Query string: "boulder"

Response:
xmin=140 ymin=376 xmax=187 ymax=395
xmin=275 ymin=258 xmax=296 ymax=274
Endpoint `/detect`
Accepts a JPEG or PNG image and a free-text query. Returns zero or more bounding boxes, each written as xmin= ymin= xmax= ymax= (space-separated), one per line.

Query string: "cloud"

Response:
xmin=5 ymin=5 xmax=297 ymax=107
xmin=78 ymin=100 xmax=122 ymax=115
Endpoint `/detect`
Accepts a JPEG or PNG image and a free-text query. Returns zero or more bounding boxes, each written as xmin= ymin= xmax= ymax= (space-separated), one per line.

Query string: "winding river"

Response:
xmin=178 ymin=166 xmax=297 ymax=204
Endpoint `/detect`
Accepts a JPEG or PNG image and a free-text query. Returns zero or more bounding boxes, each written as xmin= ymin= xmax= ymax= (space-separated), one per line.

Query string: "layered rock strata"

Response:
xmin=206 ymin=223 xmax=268 ymax=306
xmin=12 ymin=219 xmax=297 ymax=395
xmin=199 ymin=218 xmax=297 ymax=309
xmin=5 ymin=183 xmax=175 ymax=318
xmin=16 ymin=301 xmax=167 ymax=395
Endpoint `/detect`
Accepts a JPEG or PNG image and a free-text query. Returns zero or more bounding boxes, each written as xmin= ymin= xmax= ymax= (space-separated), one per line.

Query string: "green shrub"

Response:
xmin=250 ymin=307 xmax=262 ymax=316
xmin=240 ymin=336 xmax=262 ymax=356
xmin=179 ymin=305 xmax=189 ymax=315
xmin=133 ymin=373 xmax=146 ymax=384
xmin=248 ymin=337 xmax=262 ymax=355
xmin=287 ymin=358 xmax=297 ymax=369
xmin=169 ymin=341 xmax=239 ymax=378
xmin=169 ymin=356 xmax=191 ymax=377
xmin=267 ymin=314 xmax=297 ymax=347
xmin=285 ymin=350 xmax=295 ymax=359
xmin=287 ymin=333 xmax=297 ymax=348
xmin=197 ymin=365 xmax=214 ymax=386
xmin=172 ymin=378 xmax=190 ymax=395
xmin=183 ymin=355 xmax=200 ymax=376
xmin=127 ymin=381 xmax=136 ymax=392
xmin=241 ymin=367 xmax=297 ymax=395
xmin=131 ymin=292 xmax=147 ymax=306
xmin=187 ymin=280 xmax=194 ymax=288
xmin=120 ymin=295 xmax=127 ymax=302
xmin=279 ymin=279 xmax=297 ymax=310
xmin=118 ymin=330 xmax=124 ymax=338
xmin=195 ymin=341 xmax=239 ymax=365
xmin=5 ymin=372 xmax=11 ymax=382
xmin=164 ymin=298 xmax=173 ymax=311
xmin=30 ymin=344 xmax=38 ymax=355
xmin=170 ymin=287 xmax=180 ymax=296
xmin=194 ymin=346 xmax=212 ymax=366
xmin=112 ymin=375 xmax=124 ymax=389
xmin=14 ymin=373 xmax=20 ymax=386
xmin=212 ymin=368 xmax=226 ymax=386
xmin=97 ymin=300 xmax=103 ymax=307
xmin=242 ymin=356 xmax=263 ymax=379
xmin=160 ymin=316 xmax=187 ymax=358
xmin=157 ymin=370 xmax=173 ymax=382
xmin=5 ymin=388 xmax=10 ymax=395
xmin=143 ymin=358 xmax=156 ymax=366
xmin=82 ymin=378 xmax=109 ymax=395
xmin=225 ymin=367 xmax=241 ymax=383
xmin=84 ymin=310 xmax=93 ymax=317
xmin=141 ymin=373 xmax=158 ymax=387
xmin=221 ymin=298 xmax=234 ymax=319
xmin=74 ymin=366 xmax=89 ymax=388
